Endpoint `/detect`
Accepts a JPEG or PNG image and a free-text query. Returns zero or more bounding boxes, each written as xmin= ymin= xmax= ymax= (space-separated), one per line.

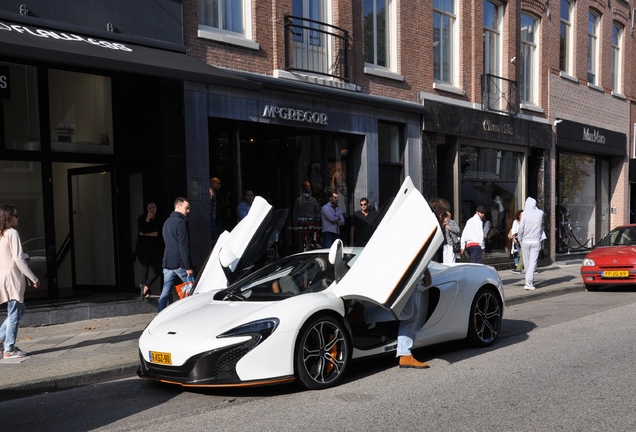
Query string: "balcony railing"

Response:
xmin=481 ymin=74 xmax=518 ymax=116
xmin=284 ymin=15 xmax=349 ymax=82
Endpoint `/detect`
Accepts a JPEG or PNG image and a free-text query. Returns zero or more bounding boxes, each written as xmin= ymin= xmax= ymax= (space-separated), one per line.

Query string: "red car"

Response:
xmin=581 ymin=224 xmax=636 ymax=291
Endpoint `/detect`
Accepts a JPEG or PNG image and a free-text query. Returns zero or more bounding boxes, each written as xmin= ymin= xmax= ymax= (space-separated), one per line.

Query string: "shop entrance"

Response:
xmin=67 ymin=165 xmax=117 ymax=291
xmin=209 ymin=120 xmax=358 ymax=256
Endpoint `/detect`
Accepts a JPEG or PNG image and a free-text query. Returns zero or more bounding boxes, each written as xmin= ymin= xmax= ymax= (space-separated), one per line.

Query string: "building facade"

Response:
xmin=1 ymin=0 xmax=634 ymax=306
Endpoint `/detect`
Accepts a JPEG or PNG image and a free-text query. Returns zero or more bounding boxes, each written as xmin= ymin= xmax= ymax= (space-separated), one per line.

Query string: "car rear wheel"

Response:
xmin=467 ymin=288 xmax=502 ymax=347
xmin=295 ymin=315 xmax=350 ymax=390
xmin=585 ymin=284 xmax=599 ymax=292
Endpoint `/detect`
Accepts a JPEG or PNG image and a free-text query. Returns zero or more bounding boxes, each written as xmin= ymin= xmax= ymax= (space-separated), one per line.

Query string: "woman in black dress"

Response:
xmin=136 ymin=201 xmax=162 ymax=299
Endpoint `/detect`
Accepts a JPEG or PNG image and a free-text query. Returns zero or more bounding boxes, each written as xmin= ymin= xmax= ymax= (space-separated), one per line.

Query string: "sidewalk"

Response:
xmin=0 ymin=261 xmax=584 ymax=400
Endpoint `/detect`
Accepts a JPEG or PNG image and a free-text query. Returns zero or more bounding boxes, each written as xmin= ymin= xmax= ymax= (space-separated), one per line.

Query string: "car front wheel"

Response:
xmin=467 ymin=288 xmax=502 ymax=347
xmin=295 ymin=315 xmax=350 ymax=390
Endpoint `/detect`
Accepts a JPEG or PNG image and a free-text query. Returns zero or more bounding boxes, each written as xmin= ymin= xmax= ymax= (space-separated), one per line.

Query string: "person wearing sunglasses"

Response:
xmin=159 ymin=197 xmax=193 ymax=313
xmin=0 ymin=204 xmax=40 ymax=359
xmin=350 ymin=197 xmax=376 ymax=246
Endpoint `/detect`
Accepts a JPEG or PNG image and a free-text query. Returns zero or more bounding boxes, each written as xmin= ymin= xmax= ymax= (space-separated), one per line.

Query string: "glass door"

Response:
xmin=68 ymin=165 xmax=116 ymax=290
xmin=292 ymin=0 xmax=330 ymax=75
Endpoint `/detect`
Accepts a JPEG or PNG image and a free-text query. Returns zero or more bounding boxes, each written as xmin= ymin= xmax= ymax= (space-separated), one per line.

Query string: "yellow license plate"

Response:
xmin=602 ymin=270 xmax=629 ymax=278
xmin=149 ymin=351 xmax=172 ymax=364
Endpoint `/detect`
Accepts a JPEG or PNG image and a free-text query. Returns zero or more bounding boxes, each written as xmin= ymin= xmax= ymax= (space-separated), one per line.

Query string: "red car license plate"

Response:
xmin=602 ymin=270 xmax=629 ymax=278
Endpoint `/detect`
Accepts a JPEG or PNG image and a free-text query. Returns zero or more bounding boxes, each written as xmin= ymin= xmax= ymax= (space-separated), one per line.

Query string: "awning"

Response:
xmin=0 ymin=20 xmax=261 ymax=90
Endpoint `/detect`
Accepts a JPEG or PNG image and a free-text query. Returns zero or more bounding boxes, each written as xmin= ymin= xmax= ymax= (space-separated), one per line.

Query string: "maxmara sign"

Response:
xmin=582 ymin=127 xmax=606 ymax=144
xmin=482 ymin=119 xmax=513 ymax=135
xmin=262 ymin=105 xmax=328 ymax=125
xmin=0 ymin=21 xmax=133 ymax=51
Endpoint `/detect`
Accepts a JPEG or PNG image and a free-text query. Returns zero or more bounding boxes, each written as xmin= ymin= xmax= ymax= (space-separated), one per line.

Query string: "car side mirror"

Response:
xmin=328 ymin=239 xmax=348 ymax=283
xmin=219 ymin=247 xmax=238 ymax=268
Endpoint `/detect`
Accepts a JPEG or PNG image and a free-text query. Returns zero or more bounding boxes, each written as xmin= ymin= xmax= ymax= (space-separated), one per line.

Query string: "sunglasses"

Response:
xmin=360 ymin=203 xmax=368 ymax=206
xmin=12 ymin=214 xmax=19 ymax=218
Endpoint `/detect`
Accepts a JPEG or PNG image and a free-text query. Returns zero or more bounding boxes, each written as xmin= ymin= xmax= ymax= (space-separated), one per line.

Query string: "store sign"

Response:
xmin=582 ymin=127 xmax=606 ymax=144
xmin=482 ymin=119 xmax=513 ymax=135
xmin=0 ymin=21 xmax=133 ymax=52
xmin=262 ymin=105 xmax=328 ymax=125
xmin=0 ymin=65 xmax=9 ymax=100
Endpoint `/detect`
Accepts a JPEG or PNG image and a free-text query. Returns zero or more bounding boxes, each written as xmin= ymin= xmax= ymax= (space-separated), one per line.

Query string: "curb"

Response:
xmin=0 ymin=364 xmax=140 ymax=402
xmin=504 ymin=284 xmax=586 ymax=307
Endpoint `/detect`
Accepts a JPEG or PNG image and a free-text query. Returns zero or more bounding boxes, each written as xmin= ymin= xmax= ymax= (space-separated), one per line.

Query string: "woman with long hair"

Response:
xmin=0 ymin=204 xmax=40 ymax=359
xmin=136 ymin=202 xmax=162 ymax=299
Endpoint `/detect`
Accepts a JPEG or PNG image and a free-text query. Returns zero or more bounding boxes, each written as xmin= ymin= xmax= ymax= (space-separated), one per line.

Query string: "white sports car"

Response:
xmin=138 ymin=177 xmax=505 ymax=390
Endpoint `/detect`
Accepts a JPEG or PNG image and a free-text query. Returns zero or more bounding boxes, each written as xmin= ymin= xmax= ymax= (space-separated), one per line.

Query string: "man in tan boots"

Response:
xmin=396 ymin=268 xmax=432 ymax=369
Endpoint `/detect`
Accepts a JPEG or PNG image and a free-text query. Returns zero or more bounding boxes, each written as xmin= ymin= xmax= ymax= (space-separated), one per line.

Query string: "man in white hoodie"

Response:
xmin=517 ymin=197 xmax=544 ymax=290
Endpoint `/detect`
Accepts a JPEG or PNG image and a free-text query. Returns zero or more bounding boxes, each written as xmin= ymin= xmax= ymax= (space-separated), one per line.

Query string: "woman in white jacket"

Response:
xmin=0 ymin=204 xmax=40 ymax=359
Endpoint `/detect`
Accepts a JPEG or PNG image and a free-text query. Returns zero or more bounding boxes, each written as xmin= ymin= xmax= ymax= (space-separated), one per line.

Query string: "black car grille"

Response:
xmin=140 ymin=338 xmax=258 ymax=385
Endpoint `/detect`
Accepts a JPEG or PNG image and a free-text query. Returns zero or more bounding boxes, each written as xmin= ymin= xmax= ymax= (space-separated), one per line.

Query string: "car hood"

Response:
xmin=331 ymin=176 xmax=444 ymax=316
xmin=195 ymin=197 xmax=287 ymax=293
xmin=147 ymin=292 xmax=274 ymax=340
xmin=586 ymin=246 xmax=636 ymax=261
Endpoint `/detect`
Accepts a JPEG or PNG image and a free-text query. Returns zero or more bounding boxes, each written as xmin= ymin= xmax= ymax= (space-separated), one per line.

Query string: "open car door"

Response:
xmin=195 ymin=197 xmax=287 ymax=293
xmin=331 ymin=177 xmax=443 ymax=316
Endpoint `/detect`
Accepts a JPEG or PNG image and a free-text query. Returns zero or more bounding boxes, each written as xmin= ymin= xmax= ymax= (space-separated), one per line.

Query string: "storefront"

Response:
xmin=555 ymin=120 xmax=626 ymax=258
xmin=421 ymin=97 xmax=552 ymax=265
xmin=183 ymin=77 xmax=426 ymax=267
xmin=0 ymin=19 xmax=255 ymax=301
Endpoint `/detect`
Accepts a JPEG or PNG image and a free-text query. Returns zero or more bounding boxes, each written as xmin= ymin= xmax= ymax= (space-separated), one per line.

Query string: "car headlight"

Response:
xmin=582 ymin=258 xmax=596 ymax=266
xmin=218 ymin=318 xmax=280 ymax=341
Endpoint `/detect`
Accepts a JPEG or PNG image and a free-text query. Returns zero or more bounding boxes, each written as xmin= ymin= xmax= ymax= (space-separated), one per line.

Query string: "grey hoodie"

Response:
xmin=517 ymin=197 xmax=544 ymax=244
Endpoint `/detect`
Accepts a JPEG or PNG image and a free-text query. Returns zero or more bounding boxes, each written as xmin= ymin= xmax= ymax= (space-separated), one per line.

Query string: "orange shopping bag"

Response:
xmin=174 ymin=276 xmax=195 ymax=300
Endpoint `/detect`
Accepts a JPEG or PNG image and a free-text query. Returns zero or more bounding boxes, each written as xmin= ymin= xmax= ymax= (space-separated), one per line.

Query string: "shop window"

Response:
xmin=460 ymin=145 xmax=523 ymax=255
xmin=0 ymin=62 xmax=40 ymax=151
xmin=0 ymin=160 xmax=47 ymax=299
xmin=48 ymin=70 xmax=113 ymax=155
xmin=198 ymin=0 xmax=257 ymax=50
xmin=557 ymin=152 xmax=596 ymax=254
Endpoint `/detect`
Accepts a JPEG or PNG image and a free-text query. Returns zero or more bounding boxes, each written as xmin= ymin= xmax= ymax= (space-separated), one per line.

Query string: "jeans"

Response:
xmin=322 ymin=231 xmax=339 ymax=249
xmin=159 ymin=268 xmax=188 ymax=313
xmin=0 ymin=300 xmax=26 ymax=352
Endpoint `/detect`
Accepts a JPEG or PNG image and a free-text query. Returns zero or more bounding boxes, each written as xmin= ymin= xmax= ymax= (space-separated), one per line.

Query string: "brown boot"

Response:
xmin=398 ymin=355 xmax=430 ymax=369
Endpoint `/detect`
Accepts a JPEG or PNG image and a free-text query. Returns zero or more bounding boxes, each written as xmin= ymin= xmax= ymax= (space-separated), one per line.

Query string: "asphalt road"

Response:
xmin=3 ymin=288 xmax=636 ymax=431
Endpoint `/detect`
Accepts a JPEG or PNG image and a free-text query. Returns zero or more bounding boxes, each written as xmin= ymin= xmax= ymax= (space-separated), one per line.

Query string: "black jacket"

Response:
xmin=162 ymin=211 xmax=192 ymax=270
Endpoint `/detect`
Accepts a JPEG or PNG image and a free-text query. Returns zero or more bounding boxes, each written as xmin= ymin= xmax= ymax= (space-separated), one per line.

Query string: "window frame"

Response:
xmin=611 ymin=22 xmax=623 ymax=94
xmin=198 ymin=0 xmax=258 ymax=50
xmin=520 ymin=13 xmax=540 ymax=105
xmin=559 ymin=0 xmax=574 ymax=75
xmin=364 ymin=0 xmax=398 ymax=72
xmin=587 ymin=10 xmax=600 ymax=86
xmin=433 ymin=0 xmax=459 ymax=87
xmin=483 ymin=0 xmax=503 ymax=77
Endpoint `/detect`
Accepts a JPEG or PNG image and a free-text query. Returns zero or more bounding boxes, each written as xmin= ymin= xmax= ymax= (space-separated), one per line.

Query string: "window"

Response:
xmin=48 ymin=70 xmax=113 ymax=154
xmin=611 ymin=23 xmax=623 ymax=93
xmin=483 ymin=0 xmax=502 ymax=77
xmin=198 ymin=0 xmax=256 ymax=49
xmin=434 ymin=0 xmax=457 ymax=85
xmin=378 ymin=122 xmax=404 ymax=206
xmin=587 ymin=11 xmax=600 ymax=85
xmin=560 ymin=0 xmax=573 ymax=74
xmin=520 ymin=13 xmax=539 ymax=104
xmin=0 ymin=62 xmax=40 ymax=151
xmin=364 ymin=0 xmax=396 ymax=70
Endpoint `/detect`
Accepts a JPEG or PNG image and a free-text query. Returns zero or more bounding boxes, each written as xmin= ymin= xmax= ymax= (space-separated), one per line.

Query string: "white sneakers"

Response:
xmin=524 ymin=284 xmax=536 ymax=290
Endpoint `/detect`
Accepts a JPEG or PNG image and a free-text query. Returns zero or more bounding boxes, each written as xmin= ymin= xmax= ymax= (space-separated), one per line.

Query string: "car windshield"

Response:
xmin=598 ymin=226 xmax=636 ymax=246
xmin=214 ymin=253 xmax=355 ymax=301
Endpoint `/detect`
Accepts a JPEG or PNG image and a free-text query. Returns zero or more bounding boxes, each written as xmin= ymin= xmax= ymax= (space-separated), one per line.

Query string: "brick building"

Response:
xmin=180 ymin=0 xmax=634 ymax=265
